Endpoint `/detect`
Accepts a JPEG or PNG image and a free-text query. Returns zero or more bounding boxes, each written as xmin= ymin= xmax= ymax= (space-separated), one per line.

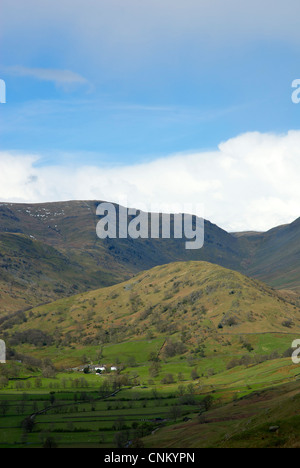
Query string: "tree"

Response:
xmin=163 ymin=340 xmax=187 ymax=358
xmin=114 ymin=431 xmax=128 ymax=448
xmin=0 ymin=400 xmax=9 ymax=416
xmin=177 ymin=384 xmax=186 ymax=397
xmin=34 ymin=378 xmax=42 ymax=389
xmin=161 ymin=373 xmax=175 ymax=384
xmin=22 ymin=417 xmax=35 ymax=433
xmin=187 ymin=383 xmax=195 ymax=395
xmin=49 ymin=393 xmax=56 ymax=406
xmin=97 ymin=346 xmax=104 ymax=362
xmin=202 ymin=395 xmax=213 ymax=411
xmin=198 ymin=414 xmax=206 ymax=424
xmin=113 ymin=416 xmax=126 ymax=431
xmin=149 ymin=361 xmax=161 ymax=378
xmin=42 ymin=359 xmax=57 ymax=379
xmin=179 ymin=394 xmax=196 ymax=405
xmin=81 ymin=354 xmax=89 ymax=365
xmin=127 ymin=356 xmax=137 ymax=367
xmin=190 ymin=368 xmax=199 ymax=380
xmin=131 ymin=438 xmax=144 ymax=448
xmin=0 ymin=376 xmax=8 ymax=389
xmin=148 ymin=352 xmax=160 ymax=362
xmin=169 ymin=405 xmax=182 ymax=422
xmin=43 ymin=437 xmax=58 ymax=448
xmin=32 ymin=401 xmax=38 ymax=413
xmin=282 ymin=319 xmax=294 ymax=329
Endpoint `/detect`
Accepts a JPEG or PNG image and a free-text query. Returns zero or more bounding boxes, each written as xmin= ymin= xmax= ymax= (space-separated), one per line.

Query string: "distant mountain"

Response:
xmin=235 ymin=217 xmax=300 ymax=291
xmin=0 ymin=201 xmax=299 ymax=314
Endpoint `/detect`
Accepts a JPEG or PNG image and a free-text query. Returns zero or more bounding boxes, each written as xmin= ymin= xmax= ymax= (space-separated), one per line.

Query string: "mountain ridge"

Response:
xmin=0 ymin=200 xmax=299 ymax=315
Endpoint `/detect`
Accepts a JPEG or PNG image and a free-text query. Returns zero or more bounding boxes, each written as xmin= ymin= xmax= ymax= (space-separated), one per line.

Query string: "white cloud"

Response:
xmin=1 ymin=131 xmax=300 ymax=232
xmin=2 ymin=66 xmax=88 ymax=90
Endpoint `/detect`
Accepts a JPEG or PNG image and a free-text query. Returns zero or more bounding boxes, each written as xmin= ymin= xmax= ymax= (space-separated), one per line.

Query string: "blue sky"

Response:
xmin=0 ymin=0 xmax=300 ymax=230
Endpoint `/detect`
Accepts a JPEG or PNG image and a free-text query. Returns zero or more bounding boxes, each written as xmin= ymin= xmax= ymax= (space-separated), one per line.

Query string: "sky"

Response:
xmin=0 ymin=0 xmax=300 ymax=231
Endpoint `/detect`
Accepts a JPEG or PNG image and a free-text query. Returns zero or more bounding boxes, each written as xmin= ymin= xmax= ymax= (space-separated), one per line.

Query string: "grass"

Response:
xmin=1 ymin=352 xmax=300 ymax=448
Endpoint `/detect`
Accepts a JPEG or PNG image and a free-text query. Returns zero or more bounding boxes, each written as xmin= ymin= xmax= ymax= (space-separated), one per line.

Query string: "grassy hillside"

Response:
xmin=144 ymin=375 xmax=300 ymax=448
xmin=2 ymin=261 xmax=299 ymax=367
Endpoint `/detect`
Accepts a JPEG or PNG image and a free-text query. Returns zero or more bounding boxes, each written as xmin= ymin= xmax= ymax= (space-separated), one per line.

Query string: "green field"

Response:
xmin=1 ymin=333 xmax=300 ymax=448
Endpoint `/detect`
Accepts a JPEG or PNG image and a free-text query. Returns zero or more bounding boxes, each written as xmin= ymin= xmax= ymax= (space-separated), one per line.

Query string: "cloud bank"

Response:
xmin=1 ymin=131 xmax=299 ymax=232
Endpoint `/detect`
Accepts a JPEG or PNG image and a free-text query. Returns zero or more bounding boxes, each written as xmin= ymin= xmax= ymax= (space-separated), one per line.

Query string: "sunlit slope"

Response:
xmin=4 ymin=261 xmax=300 ymax=348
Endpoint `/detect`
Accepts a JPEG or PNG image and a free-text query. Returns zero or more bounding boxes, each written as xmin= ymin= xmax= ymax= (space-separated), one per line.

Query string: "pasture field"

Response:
xmin=1 ymin=345 xmax=300 ymax=448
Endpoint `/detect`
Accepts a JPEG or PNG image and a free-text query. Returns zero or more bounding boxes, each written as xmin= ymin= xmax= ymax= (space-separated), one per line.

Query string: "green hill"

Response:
xmin=3 ymin=261 xmax=299 ymax=366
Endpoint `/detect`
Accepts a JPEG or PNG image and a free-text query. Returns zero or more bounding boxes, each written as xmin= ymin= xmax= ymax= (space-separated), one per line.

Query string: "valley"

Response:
xmin=0 ymin=201 xmax=300 ymax=448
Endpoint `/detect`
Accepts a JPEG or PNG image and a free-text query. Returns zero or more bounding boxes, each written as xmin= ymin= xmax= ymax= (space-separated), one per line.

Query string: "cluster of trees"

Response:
xmin=219 ymin=316 xmax=239 ymax=328
xmin=10 ymin=329 xmax=53 ymax=347
xmin=163 ymin=340 xmax=187 ymax=358
xmin=226 ymin=350 xmax=284 ymax=370
xmin=282 ymin=319 xmax=294 ymax=328
xmin=0 ymin=310 xmax=27 ymax=330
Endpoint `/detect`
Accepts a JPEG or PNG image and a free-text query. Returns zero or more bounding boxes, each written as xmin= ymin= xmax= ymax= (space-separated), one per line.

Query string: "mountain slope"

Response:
xmin=0 ymin=232 xmax=121 ymax=314
xmin=3 ymin=261 xmax=300 ymax=357
xmin=239 ymin=217 xmax=300 ymax=291
xmin=0 ymin=201 xmax=299 ymax=316
xmin=0 ymin=201 xmax=247 ymax=313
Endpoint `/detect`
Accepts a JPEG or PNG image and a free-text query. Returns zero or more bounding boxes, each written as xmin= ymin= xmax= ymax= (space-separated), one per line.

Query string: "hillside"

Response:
xmin=0 ymin=232 xmax=125 ymax=314
xmin=1 ymin=260 xmax=300 ymax=448
xmin=240 ymin=217 xmax=300 ymax=291
xmin=0 ymin=201 xmax=247 ymax=313
xmin=0 ymin=201 xmax=299 ymax=316
xmin=3 ymin=261 xmax=300 ymax=366
xmin=144 ymin=378 xmax=300 ymax=448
